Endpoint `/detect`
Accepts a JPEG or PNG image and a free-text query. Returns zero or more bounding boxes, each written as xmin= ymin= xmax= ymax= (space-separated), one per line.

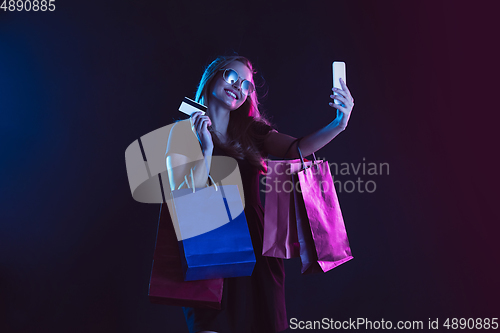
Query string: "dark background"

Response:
xmin=1 ymin=1 xmax=499 ymax=332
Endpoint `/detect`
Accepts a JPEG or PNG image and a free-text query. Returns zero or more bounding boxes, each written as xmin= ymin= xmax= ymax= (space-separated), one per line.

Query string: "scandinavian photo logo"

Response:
xmin=261 ymin=157 xmax=389 ymax=194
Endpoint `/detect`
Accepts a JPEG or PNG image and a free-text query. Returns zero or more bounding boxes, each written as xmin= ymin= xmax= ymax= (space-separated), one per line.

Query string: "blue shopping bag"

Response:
xmin=170 ymin=183 xmax=256 ymax=281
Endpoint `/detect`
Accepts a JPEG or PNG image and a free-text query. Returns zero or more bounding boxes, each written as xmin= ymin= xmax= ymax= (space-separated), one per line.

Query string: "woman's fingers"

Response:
xmin=191 ymin=111 xmax=204 ymax=124
xmin=195 ymin=118 xmax=202 ymax=133
xmin=191 ymin=112 xmax=200 ymax=130
xmin=331 ymin=87 xmax=347 ymax=99
xmin=328 ymin=79 xmax=354 ymax=130
xmin=332 ymin=87 xmax=354 ymax=103
xmin=339 ymin=78 xmax=353 ymax=100
xmin=330 ymin=94 xmax=349 ymax=106
xmin=192 ymin=111 xmax=202 ymax=119
xmin=329 ymin=101 xmax=348 ymax=113
xmin=332 ymin=80 xmax=354 ymax=103
xmin=193 ymin=115 xmax=203 ymax=134
xmin=191 ymin=112 xmax=211 ymax=133
xmin=203 ymin=115 xmax=212 ymax=127
xmin=197 ymin=116 xmax=211 ymax=129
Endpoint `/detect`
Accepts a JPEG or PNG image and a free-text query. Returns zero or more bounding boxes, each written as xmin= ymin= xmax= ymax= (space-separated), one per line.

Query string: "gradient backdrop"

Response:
xmin=1 ymin=1 xmax=499 ymax=332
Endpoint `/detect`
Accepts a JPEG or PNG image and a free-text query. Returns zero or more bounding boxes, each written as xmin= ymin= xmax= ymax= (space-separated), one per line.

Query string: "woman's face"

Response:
xmin=209 ymin=61 xmax=253 ymax=111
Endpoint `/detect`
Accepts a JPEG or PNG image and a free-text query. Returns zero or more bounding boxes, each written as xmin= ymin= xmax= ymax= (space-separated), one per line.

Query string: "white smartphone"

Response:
xmin=332 ymin=61 xmax=346 ymax=106
xmin=179 ymin=97 xmax=206 ymax=116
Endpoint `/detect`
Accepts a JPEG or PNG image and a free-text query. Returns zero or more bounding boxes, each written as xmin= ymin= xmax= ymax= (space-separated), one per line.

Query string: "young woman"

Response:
xmin=165 ymin=55 xmax=354 ymax=333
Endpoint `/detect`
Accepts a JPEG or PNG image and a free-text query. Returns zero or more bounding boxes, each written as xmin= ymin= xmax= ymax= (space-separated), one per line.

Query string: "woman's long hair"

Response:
xmin=195 ymin=55 xmax=272 ymax=172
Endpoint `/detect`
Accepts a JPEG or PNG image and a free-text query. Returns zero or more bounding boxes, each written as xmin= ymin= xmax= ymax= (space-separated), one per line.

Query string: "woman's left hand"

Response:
xmin=329 ymin=78 xmax=354 ymax=130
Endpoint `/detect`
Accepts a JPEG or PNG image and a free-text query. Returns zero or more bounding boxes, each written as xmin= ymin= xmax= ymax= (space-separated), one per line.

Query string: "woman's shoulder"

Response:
xmin=171 ymin=118 xmax=191 ymax=131
xmin=250 ymin=119 xmax=276 ymax=136
xmin=248 ymin=119 xmax=277 ymax=157
xmin=166 ymin=118 xmax=202 ymax=159
xmin=168 ymin=119 xmax=194 ymax=140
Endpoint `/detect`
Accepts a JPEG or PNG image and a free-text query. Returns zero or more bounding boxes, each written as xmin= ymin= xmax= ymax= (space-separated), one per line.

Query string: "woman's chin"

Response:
xmin=209 ymin=97 xmax=238 ymax=111
xmin=223 ymin=100 xmax=242 ymax=111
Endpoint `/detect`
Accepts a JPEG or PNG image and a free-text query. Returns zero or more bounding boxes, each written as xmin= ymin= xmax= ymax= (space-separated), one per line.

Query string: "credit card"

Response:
xmin=179 ymin=97 xmax=206 ymax=116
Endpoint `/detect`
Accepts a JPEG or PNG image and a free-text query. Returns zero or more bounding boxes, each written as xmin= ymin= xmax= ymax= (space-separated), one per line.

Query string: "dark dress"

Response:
xmin=168 ymin=120 xmax=288 ymax=333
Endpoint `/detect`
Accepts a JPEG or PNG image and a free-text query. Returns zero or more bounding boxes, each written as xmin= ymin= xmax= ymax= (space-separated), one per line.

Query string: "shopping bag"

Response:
xmin=262 ymin=159 xmax=311 ymax=259
xmin=294 ymin=145 xmax=353 ymax=274
xmin=171 ymin=182 xmax=256 ymax=281
xmin=148 ymin=203 xmax=224 ymax=309
xmin=262 ymin=138 xmax=353 ymax=273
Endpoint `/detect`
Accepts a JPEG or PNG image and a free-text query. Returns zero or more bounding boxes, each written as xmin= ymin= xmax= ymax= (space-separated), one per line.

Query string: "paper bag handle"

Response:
xmin=178 ymin=169 xmax=218 ymax=193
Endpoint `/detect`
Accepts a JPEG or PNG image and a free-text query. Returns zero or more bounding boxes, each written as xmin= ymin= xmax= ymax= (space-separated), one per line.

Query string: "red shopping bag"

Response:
xmin=148 ymin=203 xmax=224 ymax=309
xmin=262 ymin=159 xmax=311 ymax=259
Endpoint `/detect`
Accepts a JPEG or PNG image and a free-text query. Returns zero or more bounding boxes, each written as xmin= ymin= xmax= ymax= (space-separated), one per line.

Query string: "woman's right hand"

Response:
xmin=191 ymin=111 xmax=213 ymax=152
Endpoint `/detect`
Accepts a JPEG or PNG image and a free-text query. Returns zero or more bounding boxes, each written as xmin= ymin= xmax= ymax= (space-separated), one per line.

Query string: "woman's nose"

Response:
xmin=232 ymin=79 xmax=242 ymax=91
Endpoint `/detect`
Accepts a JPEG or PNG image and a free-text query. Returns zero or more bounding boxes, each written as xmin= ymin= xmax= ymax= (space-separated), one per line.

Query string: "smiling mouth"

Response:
xmin=224 ymin=89 xmax=238 ymax=100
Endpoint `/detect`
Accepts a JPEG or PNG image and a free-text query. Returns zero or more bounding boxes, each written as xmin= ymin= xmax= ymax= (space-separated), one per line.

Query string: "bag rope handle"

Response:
xmin=295 ymin=138 xmax=319 ymax=173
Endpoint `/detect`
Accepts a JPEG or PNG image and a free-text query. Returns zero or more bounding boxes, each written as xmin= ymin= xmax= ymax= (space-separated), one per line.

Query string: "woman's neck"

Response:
xmin=207 ymin=101 xmax=230 ymax=140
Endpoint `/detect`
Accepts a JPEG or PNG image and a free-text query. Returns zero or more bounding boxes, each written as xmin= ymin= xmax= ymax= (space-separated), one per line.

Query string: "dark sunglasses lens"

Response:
xmin=241 ymin=81 xmax=254 ymax=95
xmin=224 ymin=69 xmax=239 ymax=84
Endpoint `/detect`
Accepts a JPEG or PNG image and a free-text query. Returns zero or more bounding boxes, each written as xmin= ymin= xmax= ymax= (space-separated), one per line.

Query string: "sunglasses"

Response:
xmin=220 ymin=68 xmax=255 ymax=95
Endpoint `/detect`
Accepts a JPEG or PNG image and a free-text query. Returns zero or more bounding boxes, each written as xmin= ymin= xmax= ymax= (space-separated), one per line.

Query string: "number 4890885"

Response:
xmin=1 ymin=0 xmax=56 ymax=11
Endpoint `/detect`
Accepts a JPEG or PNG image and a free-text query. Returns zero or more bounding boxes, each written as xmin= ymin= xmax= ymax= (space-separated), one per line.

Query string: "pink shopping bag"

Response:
xmin=293 ymin=158 xmax=353 ymax=274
